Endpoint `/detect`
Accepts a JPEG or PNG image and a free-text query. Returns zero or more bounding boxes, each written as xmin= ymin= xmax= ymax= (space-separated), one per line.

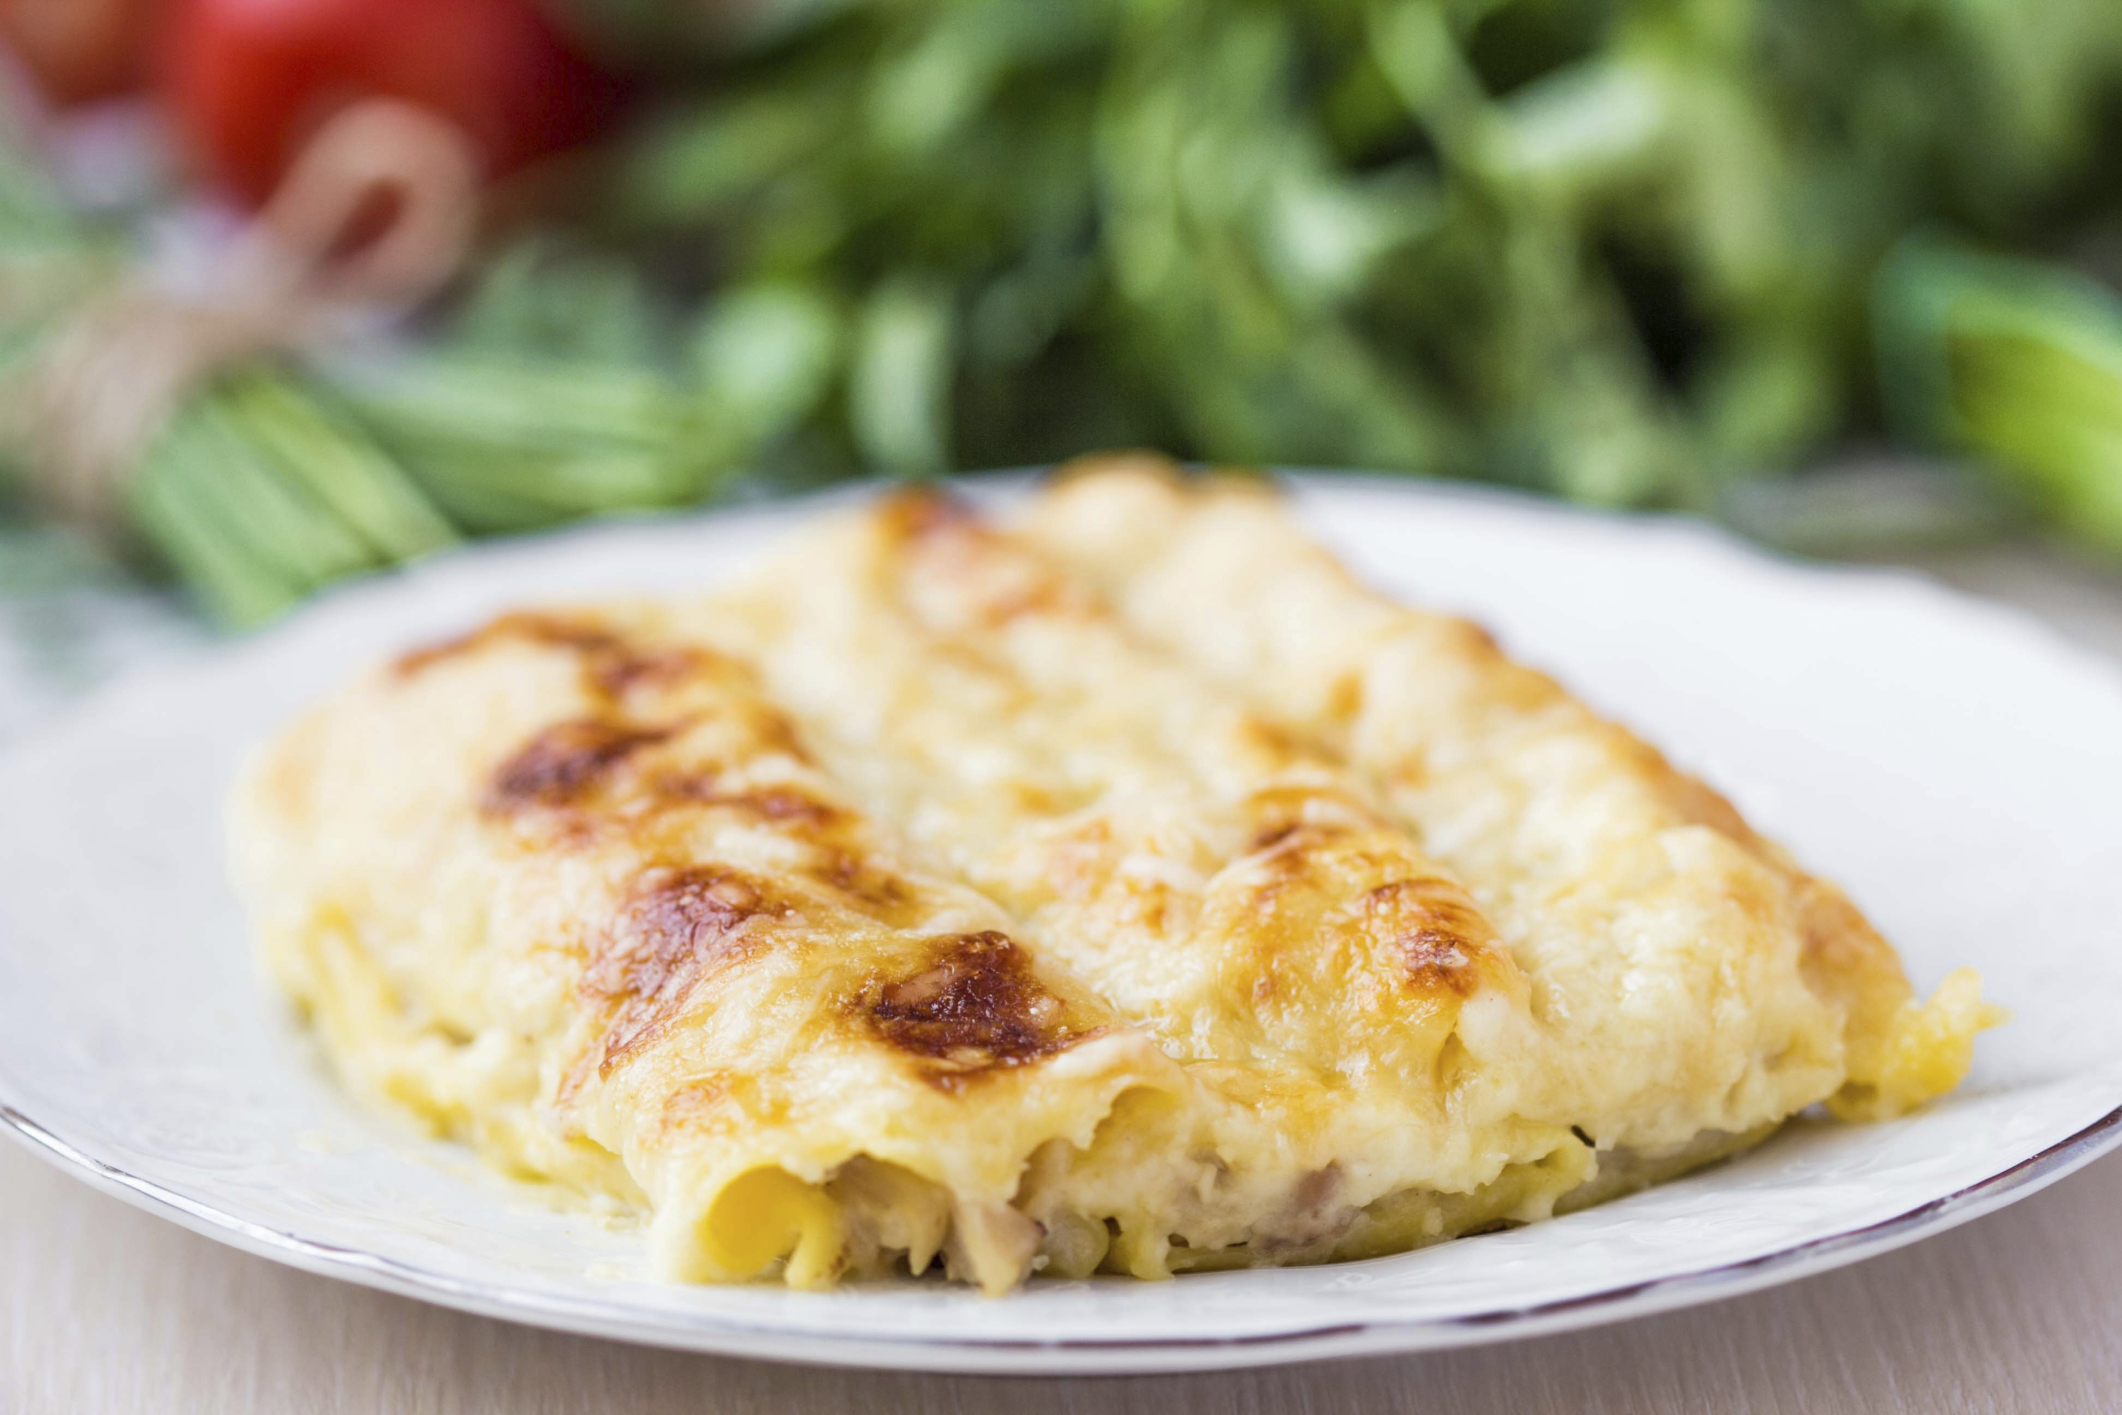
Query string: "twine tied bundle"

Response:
xmin=10 ymin=98 xmax=482 ymax=531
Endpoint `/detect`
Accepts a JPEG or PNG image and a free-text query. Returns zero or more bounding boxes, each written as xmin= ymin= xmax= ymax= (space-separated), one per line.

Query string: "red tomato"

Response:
xmin=159 ymin=0 xmax=627 ymax=207
xmin=0 ymin=0 xmax=163 ymax=104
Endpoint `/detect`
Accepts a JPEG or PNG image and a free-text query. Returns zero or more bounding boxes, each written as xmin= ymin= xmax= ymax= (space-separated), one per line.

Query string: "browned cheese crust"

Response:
xmin=228 ymin=460 xmax=1999 ymax=1294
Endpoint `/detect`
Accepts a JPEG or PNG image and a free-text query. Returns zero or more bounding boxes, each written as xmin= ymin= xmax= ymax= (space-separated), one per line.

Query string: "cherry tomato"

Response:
xmin=159 ymin=0 xmax=628 ymax=207
xmin=0 ymin=0 xmax=163 ymax=105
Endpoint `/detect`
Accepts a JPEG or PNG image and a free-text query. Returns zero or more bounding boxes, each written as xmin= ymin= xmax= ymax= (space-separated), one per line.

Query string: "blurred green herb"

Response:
xmin=1878 ymin=238 xmax=2122 ymax=557
xmin=12 ymin=0 xmax=2122 ymax=628
xmin=590 ymin=0 xmax=2122 ymax=506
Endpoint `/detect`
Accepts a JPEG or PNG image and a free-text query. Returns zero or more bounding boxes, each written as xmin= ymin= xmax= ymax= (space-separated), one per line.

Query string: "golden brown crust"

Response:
xmin=230 ymin=460 xmax=1995 ymax=1295
xmin=484 ymin=718 xmax=682 ymax=813
xmin=861 ymin=931 xmax=1095 ymax=1089
xmin=1018 ymin=456 xmax=1996 ymax=1140
xmin=235 ymin=599 xmax=1186 ymax=1291
xmin=590 ymin=866 xmax=788 ymax=1075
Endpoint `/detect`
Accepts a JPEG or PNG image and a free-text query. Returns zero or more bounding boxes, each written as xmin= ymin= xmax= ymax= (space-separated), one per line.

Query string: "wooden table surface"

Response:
xmin=6 ymin=545 xmax=2121 ymax=1414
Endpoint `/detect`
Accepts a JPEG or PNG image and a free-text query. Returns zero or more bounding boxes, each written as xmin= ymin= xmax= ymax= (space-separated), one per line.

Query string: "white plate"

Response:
xmin=3 ymin=475 xmax=2120 ymax=1376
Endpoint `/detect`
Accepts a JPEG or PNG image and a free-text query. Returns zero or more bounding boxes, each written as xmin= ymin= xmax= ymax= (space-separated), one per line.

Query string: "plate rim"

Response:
xmin=7 ymin=471 xmax=2122 ymax=1375
xmin=5 ymin=1094 xmax=2117 ymax=1375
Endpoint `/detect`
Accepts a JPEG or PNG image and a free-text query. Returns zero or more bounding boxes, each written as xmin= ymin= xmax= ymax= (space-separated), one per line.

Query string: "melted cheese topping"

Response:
xmin=228 ymin=462 xmax=2000 ymax=1294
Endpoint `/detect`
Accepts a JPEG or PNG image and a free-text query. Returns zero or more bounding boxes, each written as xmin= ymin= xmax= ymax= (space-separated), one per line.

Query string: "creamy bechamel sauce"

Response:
xmin=229 ymin=459 xmax=1998 ymax=1293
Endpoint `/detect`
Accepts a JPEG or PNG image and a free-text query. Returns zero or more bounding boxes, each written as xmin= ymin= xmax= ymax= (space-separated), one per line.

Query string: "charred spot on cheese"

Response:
xmin=590 ymin=867 xmax=789 ymax=1072
xmin=1358 ymin=877 xmax=1492 ymax=995
xmin=608 ymin=867 xmax=780 ymax=998
xmin=864 ymin=932 xmax=1085 ymax=1087
xmin=588 ymin=644 xmax=725 ymax=700
xmin=808 ymin=850 xmax=925 ymax=927
xmin=394 ymin=613 xmax=628 ymax=678
xmin=484 ymin=719 xmax=676 ymax=812
xmin=650 ymin=773 xmax=844 ymax=828
xmin=395 ymin=613 xmax=742 ymax=713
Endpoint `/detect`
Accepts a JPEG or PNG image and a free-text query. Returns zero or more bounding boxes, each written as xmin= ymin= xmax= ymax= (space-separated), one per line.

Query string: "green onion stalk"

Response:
xmin=0 ymin=154 xmax=765 ymax=626
xmin=1877 ymin=239 xmax=2122 ymax=558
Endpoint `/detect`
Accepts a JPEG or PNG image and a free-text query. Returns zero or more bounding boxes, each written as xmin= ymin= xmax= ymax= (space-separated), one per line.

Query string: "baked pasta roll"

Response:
xmin=1019 ymin=457 xmax=1999 ymax=1151
xmin=231 ymin=607 xmax=1188 ymax=1293
xmin=230 ymin=461 xmax=1998 ymax=1294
